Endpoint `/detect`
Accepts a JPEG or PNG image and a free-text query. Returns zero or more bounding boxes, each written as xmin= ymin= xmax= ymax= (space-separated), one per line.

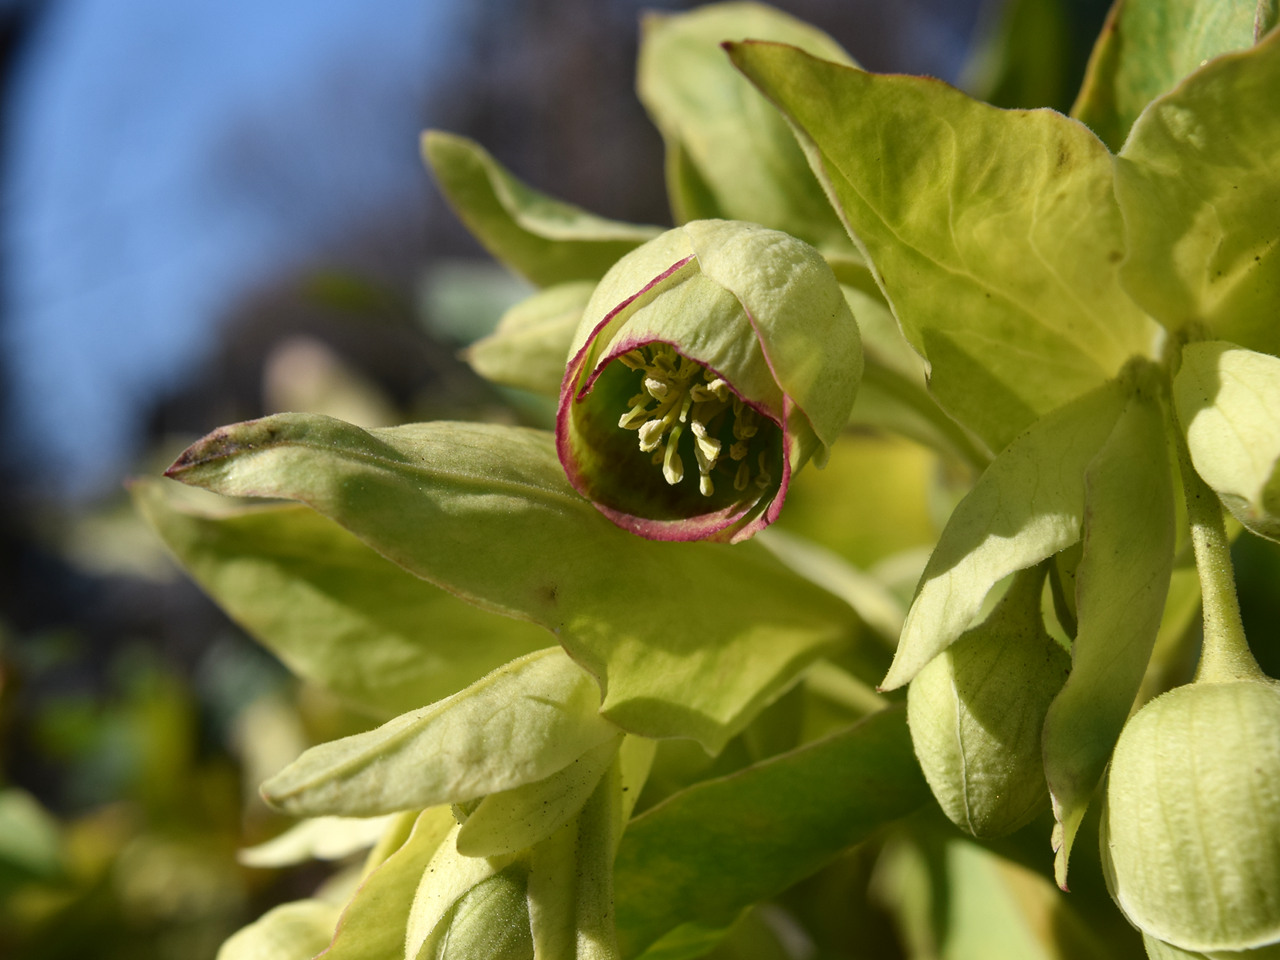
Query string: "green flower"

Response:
xmin=556 ymin=219 xmax=861 ymax=542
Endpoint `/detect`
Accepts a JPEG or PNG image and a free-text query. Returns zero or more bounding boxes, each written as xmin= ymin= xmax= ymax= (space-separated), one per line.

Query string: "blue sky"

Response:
xmin=3 ymin=0 xmax=478 ymax=496
xmin=2 ymin=0 xmax=977 ymax=500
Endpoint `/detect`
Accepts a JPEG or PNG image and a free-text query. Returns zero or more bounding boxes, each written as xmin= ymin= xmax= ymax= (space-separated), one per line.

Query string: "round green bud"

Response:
xmin=907 ymin=569 xmax=1070 ymax=837
xmin=1102 ymin=680 xmax=1280 ymax=953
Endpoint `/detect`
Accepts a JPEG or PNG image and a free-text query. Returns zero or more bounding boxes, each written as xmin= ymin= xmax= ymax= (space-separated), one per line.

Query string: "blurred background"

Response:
xmin=0 ymin=0 xmax=1202 ymax=957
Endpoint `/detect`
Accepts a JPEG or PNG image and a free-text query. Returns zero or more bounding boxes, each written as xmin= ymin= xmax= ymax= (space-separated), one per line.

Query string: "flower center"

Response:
xmin=615 ymin=343 xmax=773 ymax=497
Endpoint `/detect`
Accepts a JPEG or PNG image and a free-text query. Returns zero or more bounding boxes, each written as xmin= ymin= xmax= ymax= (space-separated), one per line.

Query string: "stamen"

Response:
xmin=663 ymin=426 xmax=685 ymax=485
xmin=613 ymin=342 xmax=774 ymax=500
xmin=638 ymin=419 xmax=666 ymax=452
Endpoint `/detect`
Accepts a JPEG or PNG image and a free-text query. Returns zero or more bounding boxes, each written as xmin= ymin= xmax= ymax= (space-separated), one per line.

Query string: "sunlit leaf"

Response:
xmin=465 ymin=281 xmax=593 ymax=396
xmin=637 ymin=2 xmax=852 ymax=249
xmin=1043 ymin=380 xmax=1174 ymax=888
xmin=165 ymin=415 xmax=859 ymax=752
xmin=1072 ymin=0 xmax=1261 ymax=151
xmin=1114 ymin=30 xmax=1280 ymax=355
xmin=322 ymin=807 xmax=456 ymax=960
xmin=882 ymin=380 xmax=1126 ymax=691
xmin=261 ymin=648 xmax=618 ymax=818
xmin=216 ymin=899 xmax=340 ymax=960
xmin=238 ymin=815 xmax=397 ymax=868
xmin=1175 ymin=342 xmax=1280 ymax=542
xmin=613 ymin=706 xmax=929 ymax=957
xmin=457 ymin=735 xmax=622 ymax=858
xmin=423 ymin=130 xmax=662 ymax=287
xmin=133 ymin=478 xmax=547 ymax=718
xmin=729 ymin=41 xmax=1155 ymax=453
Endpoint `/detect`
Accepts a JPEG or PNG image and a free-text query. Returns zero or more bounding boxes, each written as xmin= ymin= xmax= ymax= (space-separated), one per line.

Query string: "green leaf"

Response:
xmin=238 ymin=815 xmax=397 ymax=868
xmin=464 ymin=281 xmax=593 ymax=396
xmin=1071 ymin=0 xmax=1261 ymax=152
xmin=874 ymin=828 xmax=1126 ymax=960
xmin=907 ymin=566 xmax=1070 ymax=838
xmin=882 ymin=380 xmax=1127 ymax=691
xmin=132 ymin=478 xmax=547 ymax=719
xmin=636 ymin=2 xmax=853 ymax=250
xmin=527 ymin=748 xmax=628 ymax=960
xmin=1175 ymin=342 xmax=1280 ymax=541
xmin=729 ymin=41 xmax=1155 ymax=454
xmin=613 ymin=706 xmax=929 ymax=957
xmin=323 ymin=808 xmax=456 ymax=960
xmin=406 ymin=823 xmax=523 ymax=960
xmin=1043 ymin=378 xmax=1174 ymax=888
xmin=422 ymin=130 xmax=662 ymax=287
xmin=215 ymin=900 xmax=340 ymax=960
xmin=1114 ymin=30 xmax=1280 ymax=355
xmin=0 ymin=789 xmax=63 ymax=883
xmin=165 ymin=415 xmax=859 ymax=753
xmin=412 ymin=862 xmax=534 ymax=960
xmin=457 ymin=735 xmax=622 ymax=858
xmin=261 ymin=648 xmax=619 ymax=818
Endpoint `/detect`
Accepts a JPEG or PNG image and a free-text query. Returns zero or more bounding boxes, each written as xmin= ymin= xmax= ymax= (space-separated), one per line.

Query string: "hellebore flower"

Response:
xmin=556 ymin=219 xmax=861 ymax=542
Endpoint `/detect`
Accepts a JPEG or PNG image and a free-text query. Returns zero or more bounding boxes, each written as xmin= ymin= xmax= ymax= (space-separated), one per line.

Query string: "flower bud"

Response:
xmin=906 ymin=568 xmax=1069 ymax=837
xmin=1102 ymin=679 xmax=1280 ymax=953
xmin=556 ymin=220 xmax=861 ymax=542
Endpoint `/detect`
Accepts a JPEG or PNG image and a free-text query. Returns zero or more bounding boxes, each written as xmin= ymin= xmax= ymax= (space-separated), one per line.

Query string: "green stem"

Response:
xmin=1173 ymin=404 xmax=1263 ymax=684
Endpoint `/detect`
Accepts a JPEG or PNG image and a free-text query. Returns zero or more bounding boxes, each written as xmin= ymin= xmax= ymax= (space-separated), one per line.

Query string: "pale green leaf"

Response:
xmin=0 ymin=788 xmax=63 ymax=882
xmin=1175 ymin=341 xmax=1280 ymax=541
xmin=907 ymin=567 xmax=1069 ymax=838
xmin=261 ymin=648 xmax=618 ymax=818
xmin=527 ymin=749 xmax=627 ymax=960
xmin=413 ymin=863 xmax=534 ymax=960
xmin=875 ymin=829 xmax=1127 ymax=960
xmin=729 ymin=41 xmax=1156 ymax=453
xmin=1044 ymin=382 xmax=1175 ymax=888
xmin=1072 ymin=0 xmax=1261 ymax=151
xmin=464 ymin=282 xmax=593 ymax=396
xmin=613 ymin=706 xmax=929 ymax=957
xmin=216 ymin=900 xmax=340 ymax=960
xmin=165 ymin=415 xmax=859 ymax=753
xmin=133 ymin=479 xmax=546 ymax=718
xmin=321 ymin=808 xmax=456 ymax=960
xmin=407 ymin=824 xmax=525 ymax=960
xmin=882 ymin=380 xmax=1127 ymax=691
xmin=1115 ymin=31 xmax=1280 ymax=354
xmin=457 ymin=735 xmax=622 ymax=858
xmin=637 ymin=2 xmax=852 ymax=250
xmin=422 ymin=130 xmax=661 ymax=287
xmin=239 ymin=815 xmax=397 ymax=868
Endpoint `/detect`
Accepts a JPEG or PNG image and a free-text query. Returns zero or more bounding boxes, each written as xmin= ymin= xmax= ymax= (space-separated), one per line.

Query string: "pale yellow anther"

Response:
xmin=695 ymin=433 xmax=720 ymax=464
xmin=663 ymin=429 xmax=684 ymax=485
xmin=755 ymin=451 xmax=771 ymax=489
xmin=707 ymin=378 xmax=730 ymax=401
xmin=734 ymin=462 xmax=751 ymax=491
xmin=699 ymin=473 xmax=715 ymax=497
xmin=619 ymin=404 xmax=650 ymax=430
xmin=730 ymin=439 xmax=749 ymax=461
xmin=644 ymin=377 xmax=669 ymax=400
xmin=638 ymin=419 xmax=666 ymax=452
xmin=678 ymin=392 xmax=693 ymax=424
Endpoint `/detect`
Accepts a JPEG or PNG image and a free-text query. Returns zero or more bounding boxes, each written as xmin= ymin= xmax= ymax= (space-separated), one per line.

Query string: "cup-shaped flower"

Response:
xmin=556 ymin=220 xmax=861 ymax=542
